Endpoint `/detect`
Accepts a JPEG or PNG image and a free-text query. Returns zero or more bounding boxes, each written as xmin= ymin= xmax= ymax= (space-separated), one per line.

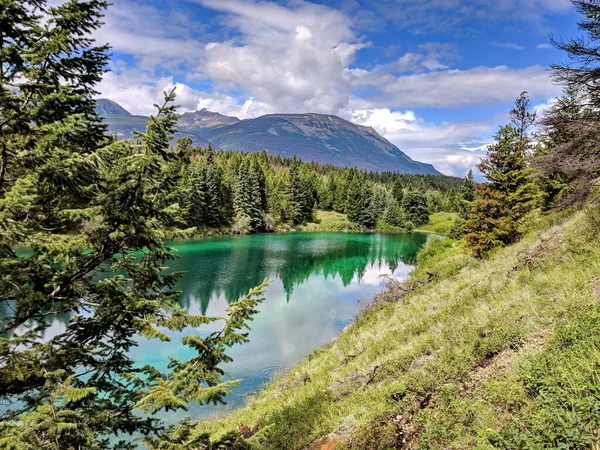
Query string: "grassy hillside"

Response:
xmin=416 ymin=212 xmax=459 ymax=235
xmin=194 ymin=204 xmax=600 ymax=449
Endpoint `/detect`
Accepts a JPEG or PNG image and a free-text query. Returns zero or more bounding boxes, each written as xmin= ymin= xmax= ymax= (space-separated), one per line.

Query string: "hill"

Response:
xmin=196 ymin=205 xmax=600 ymax=448
xmin=95 ymin=99 xmax=441 ymax=175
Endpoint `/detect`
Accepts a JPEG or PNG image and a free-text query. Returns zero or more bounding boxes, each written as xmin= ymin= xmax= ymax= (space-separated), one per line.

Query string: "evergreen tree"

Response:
xmin=188 ymin=158 xmax=210 ymax=226
xmin=204 ymin=148 xmax=224 ymax=227
xmin=465 ymin=92 xmax=538 ymax=257
xmin=402 ymin=190 xmax=430 ymax=227
xmin=464 ymin=186 xmax=518 ymax=258
xmin=346 ymin=173 xmax=377 ymax=228
xmin=0 ymin=5 xmax=266 ymax=448
xmin=318 ymin=175 xmax=334 ymax=210
xmin=461 ymin=169 xmax=475 ymax=202
xmin=233 ymin=158 xmax=264 ymax=232
xmin=383 ymin=196 xmax=405 ymax=227
xmin=287 ymin=157 xmax=314 ymax=225
xmin=392 ymin=178 xmax=405 ymax=204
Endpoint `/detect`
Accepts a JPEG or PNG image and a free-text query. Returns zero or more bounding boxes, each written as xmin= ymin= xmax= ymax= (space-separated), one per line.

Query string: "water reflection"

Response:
xmin=171 ymin=232 xmax=427 ymax=313
xmin=148 ymin=232 xmax=428 ymax=420
xmin=3 ymin=232 xmax=429 ymax=421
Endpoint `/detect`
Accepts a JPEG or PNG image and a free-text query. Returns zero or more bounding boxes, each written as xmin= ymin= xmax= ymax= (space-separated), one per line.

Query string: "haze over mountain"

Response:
xmin=96 ymin=99 xmax=440 ymax=175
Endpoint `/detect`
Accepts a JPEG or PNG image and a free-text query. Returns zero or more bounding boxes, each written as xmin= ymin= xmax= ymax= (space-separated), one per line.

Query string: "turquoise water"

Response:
xmin=141 ymin=232 xmax=429 ymax=420
xmin=11 ymin=232 xmax=428 ymax=422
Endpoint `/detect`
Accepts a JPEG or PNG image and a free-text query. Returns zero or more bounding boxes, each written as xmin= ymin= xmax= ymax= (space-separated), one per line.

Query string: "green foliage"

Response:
xmin=418 ymin=212 xmax=459 ymax=235
xmin=465 ymin=92 xmax=539 ymax=258
xmin=402 ymin=190 xmax=430 ymax=227
xmin=167 ymin=147 xmax=462 ymax=234
xmin=0 ymin=3 xmax=270 ymax=447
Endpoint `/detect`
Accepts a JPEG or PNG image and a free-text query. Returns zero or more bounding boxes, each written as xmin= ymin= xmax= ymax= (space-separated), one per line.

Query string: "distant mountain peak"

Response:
xmin=96 ymin=99 xmax=441 ymax=175
xmin=178 ymin=108 xmax=240 ymax=129
xmin=95 ymin=98 xmax=132 ymax=117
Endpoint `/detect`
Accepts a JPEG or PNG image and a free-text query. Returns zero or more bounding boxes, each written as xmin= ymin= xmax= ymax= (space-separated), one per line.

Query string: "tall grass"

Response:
xmin=195 ymin=208 xmax=600 ymax=449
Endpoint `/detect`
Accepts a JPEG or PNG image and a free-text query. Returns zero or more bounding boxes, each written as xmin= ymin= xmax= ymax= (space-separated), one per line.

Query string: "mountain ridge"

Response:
xmin=95 ymin=99 xmax=441 ymax=175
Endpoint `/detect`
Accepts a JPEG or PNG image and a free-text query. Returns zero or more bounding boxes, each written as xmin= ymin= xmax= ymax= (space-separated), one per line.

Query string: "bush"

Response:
xmin=263 ymin=213 xmax=276 ymax=232
xmin=232 ymin=214 xmax=253 ymax=234
xmin=448 ymin=217 xmax=466 ymax=240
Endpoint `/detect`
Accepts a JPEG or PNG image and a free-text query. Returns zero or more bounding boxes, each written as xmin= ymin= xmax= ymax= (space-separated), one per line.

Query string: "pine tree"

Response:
xmin=464 ymin=186 xmax=518 ymax=258
xmin=461 ymin=169 xmax=475 ymax=202
xmin=287 ymin=156 xmax=312 ymax=225
xmin=392 ymin=178 xmax=405 ymax=204
xmin=345 ymin=171 xmax=364 ymax=224
xmin=204 ymin=148 xmax=223 ymax=227
xmin=0 ymin=3 xmax=267 ymax=448
xmin=188 ymin=158 xmax=210 ymax=226
xmin=232 ymin=156 xmax=264 ymax=232
xmin=402 ymin=190 xmax=430 ymax=227
xmin=465 ymin=92 xmax=538 ymax=257
xmin=383 ymin=196 xmax=405 ymax=228
xmin=346 ymin=172 xmax=377 ymax=228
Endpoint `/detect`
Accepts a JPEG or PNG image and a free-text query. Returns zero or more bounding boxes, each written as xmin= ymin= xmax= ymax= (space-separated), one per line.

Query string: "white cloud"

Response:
xmin=492 ymin=42 xmax=526 ymax=50
xmin=537 ymin=43 xmax=553 ymax=49
xmin=348 ymin=107 xmax=495 ymax=176
xmin=346 ymin=65 xmax=560 ymax=109
xmin=391 ymin=42 xmax=458 ymax=74
xmin=191 ymin=0 xmax=367 ymax=115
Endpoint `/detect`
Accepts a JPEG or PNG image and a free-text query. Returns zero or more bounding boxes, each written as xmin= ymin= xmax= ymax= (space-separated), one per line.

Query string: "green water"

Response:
xmin=144 ymin=232 xmax=428 ymax=420
xmin=13 ymin=232 xmax=428 ymax=422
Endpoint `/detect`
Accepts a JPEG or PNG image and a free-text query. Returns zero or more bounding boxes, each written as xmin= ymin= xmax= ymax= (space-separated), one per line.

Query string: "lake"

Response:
xmin=17 ymin=232 xmax=429 ymax=422
xmin=142 ymin=231 xmax=429 ymax=421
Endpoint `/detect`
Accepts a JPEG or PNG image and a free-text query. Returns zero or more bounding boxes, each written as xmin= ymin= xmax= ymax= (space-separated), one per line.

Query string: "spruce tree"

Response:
xmin=287 ymin=156 xmax=310 ymax=225
xmin=461 ymin=169 xmax=475 ymax=202
xmin=401 ymin=190 xmax=430 ymax=227
xmin=383 ymin=196 xmax=405 ymax=228
xmin=0 ymin=3 xmax=267 ymax=448
xmin=465 ymin=92 xmax=538 ymax=257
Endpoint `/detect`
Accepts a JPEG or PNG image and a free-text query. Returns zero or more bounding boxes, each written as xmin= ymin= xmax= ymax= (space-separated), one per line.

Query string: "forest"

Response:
xmin=2 ymin=0 xmax=600 ymax=449
xmin=167 ymin=141 xmax=464 ymax=234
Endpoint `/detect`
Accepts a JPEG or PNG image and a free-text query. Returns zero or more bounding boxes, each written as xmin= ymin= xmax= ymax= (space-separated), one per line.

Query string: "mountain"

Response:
xmin=202 ymin=113 xmax=439 ymax=175
xmin=96 ymin=99 xmax=210 ymax=146
xmin=178 ymin=108 xmax=240 ymax=129
xmin=95 ymin=99 xmax=441 ymax=175
xmin=94 ymin=98 xmax=132 ymax=117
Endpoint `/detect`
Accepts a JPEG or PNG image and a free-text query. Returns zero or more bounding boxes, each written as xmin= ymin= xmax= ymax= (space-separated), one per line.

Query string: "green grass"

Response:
xmin=296 ymin=210 xmax=365 ymax=233
xmin=189 ymin=206 xmax=600 ymax=449
xmin=417 ymin=212 xmax=459 ymax=235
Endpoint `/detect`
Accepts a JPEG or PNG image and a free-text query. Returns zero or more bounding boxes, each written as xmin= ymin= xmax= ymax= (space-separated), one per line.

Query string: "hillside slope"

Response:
xmin=95 ymin=99 xmax=440 ymax=175
xmin=204 ymin=113 xmax=438 ymax=174
xmin=195 ymin=206 xmax=600 ymax=449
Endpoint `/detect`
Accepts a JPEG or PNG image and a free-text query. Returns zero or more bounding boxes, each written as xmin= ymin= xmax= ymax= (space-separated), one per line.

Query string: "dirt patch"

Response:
xmin=511 ymin=228 xmax=565 ymax=272
xmin=469 ymin=329 xmax=549 ymax=388
xmin=303 ymin=434 xmax=350 ymax=450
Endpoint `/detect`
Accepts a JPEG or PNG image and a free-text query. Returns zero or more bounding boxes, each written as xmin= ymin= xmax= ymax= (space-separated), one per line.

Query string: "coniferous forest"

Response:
xmin=3 ymin=1 xmax=600 ymax=449
xmin=172 ymin=141 xmax=463 ymax=234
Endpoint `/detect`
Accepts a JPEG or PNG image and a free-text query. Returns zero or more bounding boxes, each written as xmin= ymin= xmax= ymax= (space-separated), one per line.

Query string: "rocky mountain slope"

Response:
xmin=95 ymin=99 xmax=440 ymax=175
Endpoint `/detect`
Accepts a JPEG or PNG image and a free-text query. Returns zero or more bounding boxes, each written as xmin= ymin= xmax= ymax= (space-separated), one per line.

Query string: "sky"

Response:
xmin=81 ymin=0 xmax=580 ymax=176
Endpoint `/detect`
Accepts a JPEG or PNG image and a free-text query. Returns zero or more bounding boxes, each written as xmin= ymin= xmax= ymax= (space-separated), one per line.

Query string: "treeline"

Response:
xmin=452 ymin=1 xmax=600 ymax=258
xmin=171 ymin=140 xmax=464 ymax=233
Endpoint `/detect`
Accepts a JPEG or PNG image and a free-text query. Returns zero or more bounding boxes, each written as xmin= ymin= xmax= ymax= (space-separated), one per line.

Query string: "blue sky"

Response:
xmin=83 ymin=0 xmax=580 ymax=176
